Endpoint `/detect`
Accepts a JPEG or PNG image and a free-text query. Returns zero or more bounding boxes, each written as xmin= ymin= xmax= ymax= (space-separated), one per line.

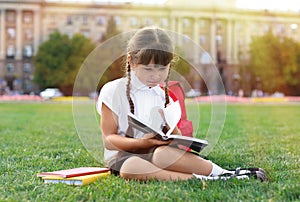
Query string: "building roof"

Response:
xmin=165 ymin=0 xmax=237 ymax=9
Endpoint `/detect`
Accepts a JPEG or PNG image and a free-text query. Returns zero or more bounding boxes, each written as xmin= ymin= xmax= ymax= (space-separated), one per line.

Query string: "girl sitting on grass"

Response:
xmin=97 ymin=27 xmax=267 ymax=181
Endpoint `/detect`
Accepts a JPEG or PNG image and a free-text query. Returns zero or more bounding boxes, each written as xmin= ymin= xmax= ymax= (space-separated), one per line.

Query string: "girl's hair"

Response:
xmin=126 ymin=27 xmax=174 ymax=114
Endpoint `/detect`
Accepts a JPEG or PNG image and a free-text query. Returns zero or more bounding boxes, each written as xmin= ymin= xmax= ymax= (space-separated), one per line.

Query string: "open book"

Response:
xmin=128 ymin=101 xmax=208 ymax=153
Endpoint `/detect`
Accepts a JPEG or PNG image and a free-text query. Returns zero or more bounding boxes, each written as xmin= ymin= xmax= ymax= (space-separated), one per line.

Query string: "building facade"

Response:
xmin=0 ymin=0 xmax=299 ymax=95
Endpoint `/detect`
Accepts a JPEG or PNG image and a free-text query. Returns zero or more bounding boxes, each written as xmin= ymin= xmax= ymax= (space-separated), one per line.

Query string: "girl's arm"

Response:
xmin=100 ymin=103 xmax=170 ymax=152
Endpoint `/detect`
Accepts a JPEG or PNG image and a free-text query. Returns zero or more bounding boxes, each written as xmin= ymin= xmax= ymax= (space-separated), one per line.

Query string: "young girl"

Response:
xmin=97 ymin=27 xmax=266 ymax=181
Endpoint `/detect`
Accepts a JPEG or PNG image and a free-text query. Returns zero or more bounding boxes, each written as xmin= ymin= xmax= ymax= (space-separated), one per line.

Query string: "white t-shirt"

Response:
xmin=97 ymin=71 xmax=171 ymax=162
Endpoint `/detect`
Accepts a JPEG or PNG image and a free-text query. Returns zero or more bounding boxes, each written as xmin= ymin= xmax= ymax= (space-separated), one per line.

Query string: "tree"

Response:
xmin=248 ymin=33 xmax=300 ymax=95
xmin=62 ymin=33 xmax=96 ymax=95
xmin=97 ymin=16 xmax=123 ymax=91
xmin=173 ymin=46 xmax=191 ymax=77
xmin=34 ymin=31 xmax=96 ymax=95
xmin=101 ymin=16 xmax=119 ymax=41
xmin=34 ymin=31 xmax=71 ymax=89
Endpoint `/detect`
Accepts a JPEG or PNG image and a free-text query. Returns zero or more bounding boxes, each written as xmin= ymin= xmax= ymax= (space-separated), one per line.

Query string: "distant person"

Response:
xmin=252 ymin=77 xmax=264 ymax=97
xmin=97 ymin=27 xmax=267 ymax=181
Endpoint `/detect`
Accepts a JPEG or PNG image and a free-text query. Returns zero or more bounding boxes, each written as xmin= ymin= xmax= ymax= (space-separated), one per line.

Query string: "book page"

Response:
xmin=128 ymin=112 xmax=165 ymax=137
xmin=149 ymin=106 xmax=164 ymax=133
xmin=162 ymin=100 xmax=181 ymax=136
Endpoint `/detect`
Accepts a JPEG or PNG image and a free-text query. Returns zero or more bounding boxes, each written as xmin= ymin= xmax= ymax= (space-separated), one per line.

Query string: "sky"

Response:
xmin=46 ymin=0 xmax=166 ymax=4
xmin=236 ymin=0 xmax=300 ymax=11
xmin=46 ymin=0 xmax=300 ymax=11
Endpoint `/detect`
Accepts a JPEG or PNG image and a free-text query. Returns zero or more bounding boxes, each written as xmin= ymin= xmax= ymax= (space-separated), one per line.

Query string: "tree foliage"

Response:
xmin=101 ymin=16 xmax=119 ymax=42
xmin=33 ymin=31 xmax=96 ymax=95
xmin=249 ymin=33 xmax=300 ymax=95
xmin=173 ymin=46 xmax=191 ymax=77
xmin=96 ymin=16 xmax=123 ymax=91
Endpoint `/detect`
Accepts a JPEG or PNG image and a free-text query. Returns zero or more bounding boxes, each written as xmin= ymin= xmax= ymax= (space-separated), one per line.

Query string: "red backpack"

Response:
xmin=160 ymin=81 xmax=194 ymax=137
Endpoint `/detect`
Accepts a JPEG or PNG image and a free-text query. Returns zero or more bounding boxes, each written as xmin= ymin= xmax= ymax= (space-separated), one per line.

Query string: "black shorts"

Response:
xmin=108 ymin=148 xmax=156 ymax=176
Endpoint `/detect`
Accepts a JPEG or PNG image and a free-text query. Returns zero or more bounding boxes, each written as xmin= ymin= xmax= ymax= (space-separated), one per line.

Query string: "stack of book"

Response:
xmin=37 ymin=167 xmax=110 ymax=186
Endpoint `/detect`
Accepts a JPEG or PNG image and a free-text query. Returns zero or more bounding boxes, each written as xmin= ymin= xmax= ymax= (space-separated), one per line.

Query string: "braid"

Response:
xmin=126 ymin=62 xmax=135 ymax=114
xmin=164 ymin=69 xmax=171 ymax=108
xmin=125 ymin=62 xmax=135 ymax=138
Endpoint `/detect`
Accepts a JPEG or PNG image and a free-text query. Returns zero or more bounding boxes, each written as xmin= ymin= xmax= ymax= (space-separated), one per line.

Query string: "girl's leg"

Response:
xmin=151 ymin=146 xmax=268 ymax=181
xmin=151 ymin=146 xmax=214 ymax=176
xmin=120 ymin=156 xmax=193 ymax=181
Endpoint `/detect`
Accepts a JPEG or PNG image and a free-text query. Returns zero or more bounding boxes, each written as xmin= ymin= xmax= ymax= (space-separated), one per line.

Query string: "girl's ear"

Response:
xmin=127 ymin=54 xmax=134 ymax=67
xmin=127 ymin=55 xmax=137 ymax=68
xmin=127 ymin=54 xmax=131 ymax=62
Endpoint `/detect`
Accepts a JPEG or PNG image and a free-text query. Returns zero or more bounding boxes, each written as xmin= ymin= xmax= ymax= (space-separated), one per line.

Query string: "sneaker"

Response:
xmin=193 ymin=167 xmax=267 ymax=182
xmin=229 ymin=167 xmax=268 ymax=182
xmin=192 ymin=173 xmax=250 ymax=181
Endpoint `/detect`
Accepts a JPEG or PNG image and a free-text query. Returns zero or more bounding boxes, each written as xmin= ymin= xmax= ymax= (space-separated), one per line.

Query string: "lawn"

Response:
xmin=0 ymin=102 xmax=299 ymax=201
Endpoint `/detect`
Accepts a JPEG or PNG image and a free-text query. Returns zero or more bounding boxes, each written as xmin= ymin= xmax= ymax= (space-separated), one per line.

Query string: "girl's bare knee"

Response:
xmin=119 ymin=156 xmax=146 ymax=179
xmin=152 ymin=146 xmax=177 ymax=168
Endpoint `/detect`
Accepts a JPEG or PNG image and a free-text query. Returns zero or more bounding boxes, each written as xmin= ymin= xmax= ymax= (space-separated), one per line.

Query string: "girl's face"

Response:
xmin=133 ymin=61 xmax=170 ymax=87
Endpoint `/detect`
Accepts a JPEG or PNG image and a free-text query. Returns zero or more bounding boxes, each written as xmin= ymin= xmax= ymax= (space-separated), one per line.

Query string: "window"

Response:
xmin=6 ymin=11 xmax=16 ymax=23
xmin=161 ymin=18 xmax=168 ymax=28
xmin=114 ymin=16 xmax=121 ymax=25
xmin=130 ymin=17 xmax=138 ymax=27
xmin=23 ymin=12 xmax=33 ymax=24
xmin=7 ymin=63 xmax=14 ymax=73
xmin=290 ymin=23 xmax=298 ymax=31
xmin=13 ymin=79 xmax=21 ymax=89
xmin=7 ymin=28 xmax=15 ymax=39
xmin=145 ymin=18 xmax=153 ymax=26
xmin=216 ymin=35 xmax=222 ymax=45
xmin=23 ymin=45 xmax=33 ymax=58
xmin=200 ymin=52 xmax=211 ymax=64
xmin=82 ymin=15 xmax=88 ymax=25
xmin=7 ymin=45 xmax=15 ymax=58
xmin=66 ymin=16 xmax=72 ymax=25
xmin=24 ymin=28 xmax=33 ymax=40
xmin=199 ymin=35 xmax=206 ymax=45
xmin=23 ymin=63 xmax=32 ymax=73
xmin=97 ymin=16 xmax=106 ymax=25
xmin=24 ymin=79 xmax=32 ymax=92
xmin=183 ymin=18 xmax=190 ymax=28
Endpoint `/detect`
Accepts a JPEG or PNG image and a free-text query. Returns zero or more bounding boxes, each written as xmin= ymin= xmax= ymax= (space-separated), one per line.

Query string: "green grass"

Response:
xmin=0 ymin=102 xmax=299 ymax=201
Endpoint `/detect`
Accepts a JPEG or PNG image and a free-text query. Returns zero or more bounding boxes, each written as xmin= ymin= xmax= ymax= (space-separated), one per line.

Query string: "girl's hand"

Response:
xmin=142 ymin=133 xmax=156 ymax=139
xmin=140 ymin=133 xmax=171 ymax=148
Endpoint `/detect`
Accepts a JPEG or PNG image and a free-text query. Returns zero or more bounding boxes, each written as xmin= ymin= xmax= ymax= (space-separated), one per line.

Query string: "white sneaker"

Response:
xmin=193 ymin=167 xmax=267 ymax=182
xmin=229 ymin=167 xmax=268 ymax=182
xmin=192 ymin=173 xmax=250 ymax=181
